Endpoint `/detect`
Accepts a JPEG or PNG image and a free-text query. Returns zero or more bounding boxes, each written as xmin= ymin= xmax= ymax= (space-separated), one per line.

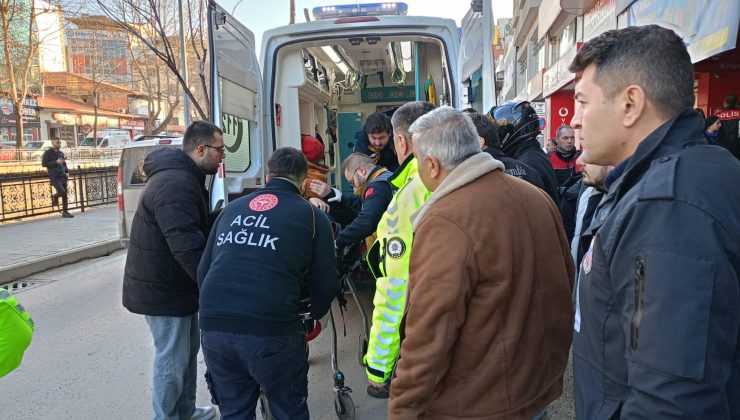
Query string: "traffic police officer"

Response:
xmin=364 ymin=101 xmax=436 ymax=398
xmin=0 ymin=289 xmax=35 ymax=378
xmin=197 ymin=147 xmax=338 ymax=419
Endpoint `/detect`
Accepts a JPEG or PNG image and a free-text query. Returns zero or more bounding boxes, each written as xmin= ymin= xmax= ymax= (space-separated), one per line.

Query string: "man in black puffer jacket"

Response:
xmin=491 ymin=100 xmax=560 ymax=204
xmin=123 ymin=121 xmax=224 ymax=420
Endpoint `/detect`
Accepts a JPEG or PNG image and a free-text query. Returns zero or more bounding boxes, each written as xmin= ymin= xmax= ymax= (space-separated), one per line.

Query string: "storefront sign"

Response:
xmin=52 ymin=112 xmax=78 ymax=125
xmin=546 ymin=91 xmax=575 ymax=140
xmin=628 ymin=0 xmax=740 ymax=63
xmin=543 ymin=44 xmax=579 ymax=98
xmin=584 ymin=0 xmax=616 ymax=41
xmin=531 ymin=101 xmax=546 ymax=118
xmin=0 ymin=97 xmax=40 ymax=125
xmin=81 ymin=115 xmax=109 ymax=128
xmin=119 ymin=117 xmax=145 ymax=130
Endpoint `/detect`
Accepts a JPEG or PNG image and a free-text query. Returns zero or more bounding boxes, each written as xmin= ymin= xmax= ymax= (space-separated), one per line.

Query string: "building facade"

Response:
xmin=500 ymin=0 xmax=740 ymax=145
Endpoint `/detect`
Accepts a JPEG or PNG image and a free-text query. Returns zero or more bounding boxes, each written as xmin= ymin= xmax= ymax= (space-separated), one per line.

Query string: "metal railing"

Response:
xmin=0 ymin=147 xmax=123 ymax=165
xmin=0 ymin=166 xmax=118 ymax=222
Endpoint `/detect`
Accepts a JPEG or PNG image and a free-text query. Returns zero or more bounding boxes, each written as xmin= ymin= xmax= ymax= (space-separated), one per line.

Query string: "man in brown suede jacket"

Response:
xmin=389 ymin=107 xmax=574 ymax=419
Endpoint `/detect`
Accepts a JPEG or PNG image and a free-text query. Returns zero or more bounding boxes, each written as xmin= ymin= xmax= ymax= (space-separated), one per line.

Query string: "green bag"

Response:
xmin=0 ymin=289 xmax=35 ymax=378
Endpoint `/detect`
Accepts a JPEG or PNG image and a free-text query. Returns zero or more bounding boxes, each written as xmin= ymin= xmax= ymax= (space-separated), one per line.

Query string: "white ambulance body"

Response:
xmin=207 ymin=1 xmax=494 ymax=208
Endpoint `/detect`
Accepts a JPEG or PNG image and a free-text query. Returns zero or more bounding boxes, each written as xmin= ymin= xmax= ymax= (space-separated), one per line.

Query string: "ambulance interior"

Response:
xmin=271 ymin=36 xmax=453 ymax=188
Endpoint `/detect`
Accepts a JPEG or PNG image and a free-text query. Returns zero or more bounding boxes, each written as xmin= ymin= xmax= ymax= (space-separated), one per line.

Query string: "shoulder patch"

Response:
xmin=639 ymin=155 xmax=677 ymax=201
xmin=249 ymin=193 xmax=279 ymax=211
xmin=364 ymin=187 xmax=375 ymax=198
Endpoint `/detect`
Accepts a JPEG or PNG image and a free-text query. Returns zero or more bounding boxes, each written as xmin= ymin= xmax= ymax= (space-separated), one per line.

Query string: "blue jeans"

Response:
xmin=201 ymin=330 xmax=309 ymax=420
xmin=145 ymin=314 xmax=199 ymax=420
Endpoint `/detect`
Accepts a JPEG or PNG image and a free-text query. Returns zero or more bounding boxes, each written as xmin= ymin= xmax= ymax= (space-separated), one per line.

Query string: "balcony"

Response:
xmin=514 ymin=0 xmax=542 ymax=48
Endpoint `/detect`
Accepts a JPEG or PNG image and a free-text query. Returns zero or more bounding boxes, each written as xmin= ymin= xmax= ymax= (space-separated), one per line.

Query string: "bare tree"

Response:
xmin=128 ymin=36 xmax=180 ymax=134
xmin=96 ymin=0 xmax=209 ymax=120
xmin=0 ymin=0 xmax=83 ymax=151
xmin=0 ymin=0 xmax=39 ymax=150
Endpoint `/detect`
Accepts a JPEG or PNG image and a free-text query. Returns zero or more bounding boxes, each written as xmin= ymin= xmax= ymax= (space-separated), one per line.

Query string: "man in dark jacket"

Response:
xmin=122 ymin=121 xmax=223 ymax=420
xmin=198 ymin=147 xmax=337 ymax=419
xmin=491 ymin=100 xmax=560 ymax=204
xmin=570 ymin=25 xmax=740 ymax=419
xmin=41 ymin=137 xmax=73 ymax=218
xmin=353 ymin=111 xmax=399 ymax=172
xmin=463 ymin=108 xmax=545 ymax=191
xmin=309 ymin=152 xmax=394 ymax=249
xmin=548 ymin=125 xmax=582 ymax=192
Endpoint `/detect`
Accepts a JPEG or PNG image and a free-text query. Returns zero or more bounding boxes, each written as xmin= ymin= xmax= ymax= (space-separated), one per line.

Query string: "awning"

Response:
xmin=38 ymin=94 xmax=136 ymax=119
xmin=627 ymin=0 xmax=740 ymax=63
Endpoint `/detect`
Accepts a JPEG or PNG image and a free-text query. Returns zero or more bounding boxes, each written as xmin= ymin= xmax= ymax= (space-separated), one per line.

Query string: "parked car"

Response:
xmin=24 ymin=141 xmax=45 ymax=159
xmin=26 ymin=140 xmax=72 ymax=161
xmin=0 ymin=142 xmax=16 ymax=162
xmin=117 ymin=137 xmax=182 ymax=247
xmin=132 ymin=134 xmax=178 ymax=142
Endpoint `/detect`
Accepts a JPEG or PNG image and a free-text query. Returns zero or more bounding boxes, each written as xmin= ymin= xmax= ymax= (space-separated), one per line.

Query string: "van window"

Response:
xmin=219 ymin=78 xmax=253 ymax=173
xmin=80 ymin=138 xmax=95 ymax=147
xmin=99 ymin=139 xmax=109 ymax=147
xmin=121 ymin=145 xmax=171 ymax=186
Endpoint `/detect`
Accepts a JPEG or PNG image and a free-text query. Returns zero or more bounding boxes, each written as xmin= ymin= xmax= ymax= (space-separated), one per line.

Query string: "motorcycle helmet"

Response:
xmin=488 ymin=100 xmax=540 ymax=154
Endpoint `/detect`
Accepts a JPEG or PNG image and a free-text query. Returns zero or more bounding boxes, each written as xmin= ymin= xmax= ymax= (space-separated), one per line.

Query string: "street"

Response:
xmin=0 ymin=251 xmax=574 ymax=419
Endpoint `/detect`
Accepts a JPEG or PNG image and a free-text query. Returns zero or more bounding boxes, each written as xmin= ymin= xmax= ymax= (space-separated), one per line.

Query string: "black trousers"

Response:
xmin=201 ymin=330 xmax=309 ymax=420
xmin=50 ymin=176 xmax=69 ymax=212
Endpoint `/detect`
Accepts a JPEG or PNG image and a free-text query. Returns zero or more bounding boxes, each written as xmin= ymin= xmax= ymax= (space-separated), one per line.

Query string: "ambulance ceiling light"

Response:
xmin=322 ymin=45 xmax=351 ymax=75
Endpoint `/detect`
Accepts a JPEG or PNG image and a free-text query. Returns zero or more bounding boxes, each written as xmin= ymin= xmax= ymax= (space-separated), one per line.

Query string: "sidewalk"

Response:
xmin=0 ymin=205 xmax=122 ymax=283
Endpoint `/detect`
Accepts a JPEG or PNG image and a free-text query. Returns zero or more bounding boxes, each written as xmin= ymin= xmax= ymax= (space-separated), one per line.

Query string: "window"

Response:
xmin=122 ymin=145 xmax=171 ymax=186
xmin=219 ymin=77 xmax=254 ymax=172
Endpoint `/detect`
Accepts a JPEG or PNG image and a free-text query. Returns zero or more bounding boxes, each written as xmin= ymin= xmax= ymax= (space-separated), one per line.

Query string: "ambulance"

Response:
xmin=206 ymin=0 xmax=496 ymax=209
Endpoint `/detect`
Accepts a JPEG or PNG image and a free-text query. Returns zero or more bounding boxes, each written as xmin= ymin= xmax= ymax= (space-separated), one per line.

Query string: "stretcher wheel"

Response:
xmin=334 ymin=392 xmax=355 ymax=420
xmin=259 ymin=391 xmax=274 ymax=420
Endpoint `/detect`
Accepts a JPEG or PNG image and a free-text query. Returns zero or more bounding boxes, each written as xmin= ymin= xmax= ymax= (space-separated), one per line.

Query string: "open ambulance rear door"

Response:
xmin=458 ymin=0 xmax=496 ymax=113
xmin=208 ymin=0 xmax=264 ymax=211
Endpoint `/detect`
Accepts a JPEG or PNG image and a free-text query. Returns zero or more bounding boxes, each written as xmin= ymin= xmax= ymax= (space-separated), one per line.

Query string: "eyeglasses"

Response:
xmin=347 ymin=167 xmax=362 ymax=188
xmin=203 ymin=144 xmax=226 ymax=154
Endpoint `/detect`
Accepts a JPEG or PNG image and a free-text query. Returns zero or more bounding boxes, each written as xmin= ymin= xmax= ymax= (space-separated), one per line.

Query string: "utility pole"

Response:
xmin=482 ymin=0 xmax=496 ymax=111
xmin=178 ymin=0 xmax=191 ymax=126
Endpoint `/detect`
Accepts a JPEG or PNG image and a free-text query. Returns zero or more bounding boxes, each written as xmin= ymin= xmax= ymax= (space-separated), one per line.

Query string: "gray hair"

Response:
xmin=409 ymin=106 xmax=480 ymax=170
xmin=556 ymin=125 xmax=574 ymax=138
xmin=341 ymin=152 xmax=374 ymax=175
xmin=391 ymin=101 xmax=437 ymax=146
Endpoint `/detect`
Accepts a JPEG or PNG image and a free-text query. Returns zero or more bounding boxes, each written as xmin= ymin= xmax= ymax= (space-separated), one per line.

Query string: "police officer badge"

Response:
xmin=387 ymin=237 xmax=406 ymax=259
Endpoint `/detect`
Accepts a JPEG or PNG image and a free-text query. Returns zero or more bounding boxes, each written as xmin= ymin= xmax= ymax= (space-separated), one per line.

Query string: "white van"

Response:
xmin=117 ymin=137 xmax=183 ymax=247
xmin=206 ymin=1 xmax=495 ymax=209
xmin=81 ymin=130 xmax=131 ymax=149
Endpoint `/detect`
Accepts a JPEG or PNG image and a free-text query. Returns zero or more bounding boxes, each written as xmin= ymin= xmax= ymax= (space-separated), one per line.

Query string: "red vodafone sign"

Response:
xmin=546 ymin=91 xmax=575 ymax=139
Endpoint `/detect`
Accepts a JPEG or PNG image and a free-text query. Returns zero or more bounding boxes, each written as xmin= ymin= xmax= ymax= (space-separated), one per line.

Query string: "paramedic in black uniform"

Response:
xmin=197 ymin=147 xmax=338 ymax=420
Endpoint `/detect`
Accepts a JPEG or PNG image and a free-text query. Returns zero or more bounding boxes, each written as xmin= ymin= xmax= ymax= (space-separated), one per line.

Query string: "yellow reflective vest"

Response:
xmin=365 ymin=156 xmax=431 ymax=382
xmin=0 ymin=289 xmax=35 ymax=378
